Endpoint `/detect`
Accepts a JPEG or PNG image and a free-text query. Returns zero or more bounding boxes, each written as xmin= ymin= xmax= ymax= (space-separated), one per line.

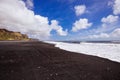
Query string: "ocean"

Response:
xmin=44 ymin=41 xmax=120 ymax=63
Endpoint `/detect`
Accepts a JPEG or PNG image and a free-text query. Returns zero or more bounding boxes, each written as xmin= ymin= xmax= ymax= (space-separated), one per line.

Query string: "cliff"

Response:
xmin=0 ymin=29 xmax=30 ymax=40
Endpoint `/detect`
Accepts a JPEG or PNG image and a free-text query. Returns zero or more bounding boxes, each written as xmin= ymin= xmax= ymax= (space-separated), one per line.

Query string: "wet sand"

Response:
xmin=0 ymin=41 xmax=120 ymax=80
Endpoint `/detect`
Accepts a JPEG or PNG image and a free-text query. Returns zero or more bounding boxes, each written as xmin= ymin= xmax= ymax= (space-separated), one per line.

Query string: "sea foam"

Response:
xmin=44 ymin=41 xmax=120 ymax=62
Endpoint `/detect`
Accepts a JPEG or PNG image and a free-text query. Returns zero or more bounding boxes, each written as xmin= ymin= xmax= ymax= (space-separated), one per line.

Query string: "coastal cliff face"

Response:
xmin=0 ymin=29 xmax=29 ymax=40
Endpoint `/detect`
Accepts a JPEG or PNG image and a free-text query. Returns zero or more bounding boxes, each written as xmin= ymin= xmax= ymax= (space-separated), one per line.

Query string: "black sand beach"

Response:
xmin=0 ymin=41 xmax=120 ymax=80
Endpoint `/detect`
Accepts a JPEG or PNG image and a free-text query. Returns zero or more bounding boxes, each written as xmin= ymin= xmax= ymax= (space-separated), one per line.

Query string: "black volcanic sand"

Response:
xmin=0 ymin=41 xmax=120 ymax=80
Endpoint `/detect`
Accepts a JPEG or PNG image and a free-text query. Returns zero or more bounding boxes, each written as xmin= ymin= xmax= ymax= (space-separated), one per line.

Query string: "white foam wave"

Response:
xmin=44 ymin=41 xmax=120 ymax=62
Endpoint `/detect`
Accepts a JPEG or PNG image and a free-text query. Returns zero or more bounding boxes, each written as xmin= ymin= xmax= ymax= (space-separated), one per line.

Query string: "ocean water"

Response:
xmin=44 ymin=41 xmax=120 ymax=63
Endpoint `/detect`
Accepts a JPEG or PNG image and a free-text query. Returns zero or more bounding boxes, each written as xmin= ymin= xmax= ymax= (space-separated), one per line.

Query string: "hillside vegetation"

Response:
xmin=0 ymin=29 xmax=29 ymax=40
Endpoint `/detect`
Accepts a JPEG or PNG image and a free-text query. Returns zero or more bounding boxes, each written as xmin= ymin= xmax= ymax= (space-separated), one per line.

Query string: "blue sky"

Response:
xmin=33 ymin=0 xmax=108 ymax=29
xmin=33 ymin=0 xmax=120 ymax=41
xmin=0 ymin=0 xmax=120 ymax=41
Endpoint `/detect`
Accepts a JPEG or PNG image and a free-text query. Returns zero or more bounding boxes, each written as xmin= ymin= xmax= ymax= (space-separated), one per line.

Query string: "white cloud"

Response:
xmin=0 ymin=0 xmax=67 ymax=40
xmin=25 ymin=0 xmax=34 ymax=9
xmin=88 ymin=28 xmax=120 ymax=40
xmin=108 ymin=1 xmax=114 ymax=6
xmin=85 ymin=14 xmax=120 ymax=40
xmin=72 ymin=18 xmax=92 ymax=32
xmin=101 ymin=15 xmax=119 ymax=23
xmin=90 ymin=15 xmax=119 ymax=34
xmin=113 ymin=0 xmax=120 ymax=15
xmin=71 ymin=0 xmax=120 ymax=41
xmin=51 ymin=20 xmax=68 ymax=36
xmin=74 ymin=5 xmax=86 ymax=16
xmin=88 ymin=33 xmax=109 ymax=39
xmin=111 ymin=28 xmax=120 ymax=38
xmin=90 ymin=1 xmax=119 ymax=37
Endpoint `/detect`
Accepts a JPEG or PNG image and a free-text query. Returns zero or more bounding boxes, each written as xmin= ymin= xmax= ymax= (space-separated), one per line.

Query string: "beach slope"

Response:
xmin=0 ymin=41 xmax=120 ymax=80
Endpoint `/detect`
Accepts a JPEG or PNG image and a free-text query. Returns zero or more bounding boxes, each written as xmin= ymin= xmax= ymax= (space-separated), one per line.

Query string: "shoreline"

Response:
xmin=0 ymin=41 xmax=120 ymax=80
xmin=45 ymin=41 xmax=120 ymax=63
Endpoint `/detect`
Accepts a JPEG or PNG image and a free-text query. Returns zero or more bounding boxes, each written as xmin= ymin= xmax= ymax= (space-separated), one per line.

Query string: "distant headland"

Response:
xmin=0 ymin=29 xmax=30 ymax=41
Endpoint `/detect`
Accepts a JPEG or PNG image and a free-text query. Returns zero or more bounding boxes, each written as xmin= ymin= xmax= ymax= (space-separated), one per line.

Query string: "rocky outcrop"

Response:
xmin=0 ymin=29 xmax=29 ymax=40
